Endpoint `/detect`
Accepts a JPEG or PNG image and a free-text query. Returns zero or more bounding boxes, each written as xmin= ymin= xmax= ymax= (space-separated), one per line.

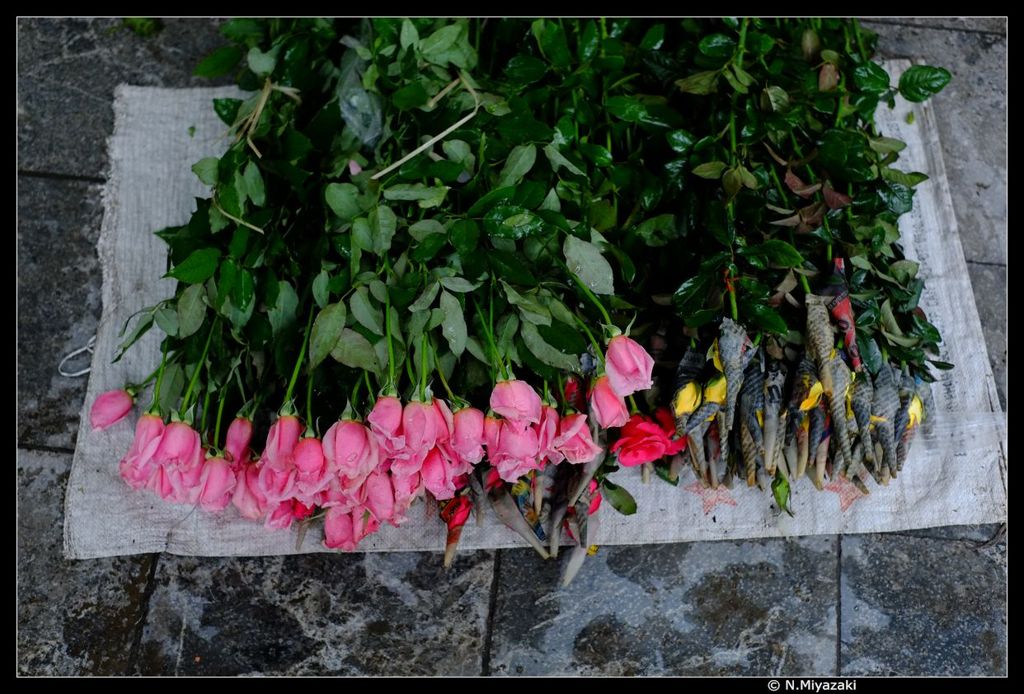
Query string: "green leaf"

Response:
xmin=505 ymin=55 xmax=547 ymax=85
xmin=741 ymin=300 xmax=788 ymax=335
xmin=247 ymin=46 xmax=277 ymax=76
xmin=194 ymin=45 xmax=242 ymax=78
xmin=439 ymin=290 xmax=467 ymax=357
xmin=268 ymin=281 xmax=299 ymax=336
xmin=497 ymin=144 xmax=538 ymax=188
xmin=881 ymin=168 xmax=928 ymax=187
xmin=191 ymin=157 xmax=219 ymax=186
xmin=350 ymin=287 xmax=383 ymax=335
xmin=176 ymin=284 xmax=206 ymax=338
xmin=502 ymin=281 xmax=551 ymax=326
xmin=166 ymin=247 xmax=220 ymax=284
xmin=601 ymin=480 xmax=637 ymax=515
xmin=449 ymin=219 xmax=480 ymax=254
xmin=154 ymin=305 xmax=178 ymax=337
xmin=531 ymin=19 xmax=572 ymax=70
xmin=243 ymin=161 xmax=265 ymax=207
xmin=489 ymin=249 xmax=538 ymax=286
xmin=640 ymin=23 xmax=665 ymax=50
xmin=399 ymin=18 xmax=419 ymax=49
xmin=392 ymin=82 xmax=428 ymax=110
xmin=370 ymin=205 xmax=397 ymax=255
xmin=310 ymin=271 xmax=330 ymax=310
xmin=772 ymin=472 xmax=794 ymax=517
xmin=698 ymin=33 xmax=736 ymax=59
xmin=693 ymin=161 xmax=728 ymax=179
xmin=761 ymin=85 xmax=790 ymax=112
xmin=676 ymin=70 xmax=719 ymax=95
xmin=868 ymin=136 xmax=907 ymax=154
xmin=411 ymin=233 xmax=447 ymax=262
xmin=521 ymin=321 xmax=579 ymax=371
xmin=634 ymin=213 xmax=678 ymax=247
xmin=543 ymin=144 xmax=585 ymax=177
xmin=563 ymin=234 xmax=614 ymax=295
xmin=409 ymin=281 xmax=440 ymax=312
xmin=330 ymin=328 xmax=381 ymax=373
xmin=898 ymin=65 xmax=952 ymax=102
xmin=325 ymin=183 xmax=361 ymax=221
xmin=853 ymin=62 xmax=891 ymax=93
xmin=382 ymin=183 xmax=448 ymax=209
xmin=666 ymin=129 xmax=696 ymax=154
xmin=213 ymin=98 xmax=243 ymax=126
xmin=746 ymin=239 xmax=804 ymax=267
xmin=309 ymin=302 xmax=347 ymax=368
xmin=484 ymin=206 xmax=544 ymax=240
xmin=889 ymin=260 xmax=919 ymax=286
xmin=879 ymin=182 xmax=914 ymax=215
xmin=439 ymin=276 xmax=480 ymax=293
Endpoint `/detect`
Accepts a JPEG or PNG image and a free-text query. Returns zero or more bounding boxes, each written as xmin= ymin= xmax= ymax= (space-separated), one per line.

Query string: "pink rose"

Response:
xmin=265 ymin=499 xmax=314 ymax=531
xmin=589 ymin=375 xmax=629 ymax=429
xmin=554 ymin=413 xmax=602 ymax=464
xmin=232 ymin=461 xmax=268 ymax=520
xmin=152 ymin=422 xmax=204 ymax=501
xmin=323 ymin=506 xmax=379 ymax=551
xmin=195 ymin=456 xmax=237 ymax=513
xmin=605 ymin=335 xmax=655 ymax=397
xmin=451 ymin=407 xmax=485 ymax=465
xmin=293 ymin=436 xmax=330 ymax=502
xmin=390 ymin=472 xmax=423 ymax=524
xmin=118 ymin=413 xmax=165 ymax=489
xmin=489 ymin=380 xmax=542 ymax=425
xmin=90 ymin=388 xmax=134 ymax=431
xmin=393 ymin=400 xmax=439 ymax=476
xmin=535 ymin=405 xmax=562 ymax=466
xmin=367 ymin=396 xmax=405 ymax=457
xmin=421 ymin=447 xmax=457 ymax=500
xmin=363 ymin=470 xmax=396 ymax=525
xmin=263 ymin=415 xmax=303 ymax=470
xmin=224 ymin=417 xmax=253 ymax=468
xmin=486 ymin=418 xmax=541 ymax=483
xmin=323 ymin=420 xmax=379 ymax=490
xmin=257 ymin=463 xmax=297 ymax=504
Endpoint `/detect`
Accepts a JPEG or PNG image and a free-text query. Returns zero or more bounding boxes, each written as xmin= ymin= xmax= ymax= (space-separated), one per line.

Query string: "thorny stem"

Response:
xmin=306 ymin=374 xmax=315 ymax=428
xmin=213 ymin=391 xmax=227 ymax=449
xmin=384 ymin=287 xmax=396 ymax=391
xmin=419 ymin=333 xmax=429 ymax=401
xmin=147 ymin=341 xmax=170 ymax=415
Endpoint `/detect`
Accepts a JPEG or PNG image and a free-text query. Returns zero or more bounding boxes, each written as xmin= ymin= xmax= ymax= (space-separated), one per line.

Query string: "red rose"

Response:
xmin=609 ymin=408 xmax=685 ymax=467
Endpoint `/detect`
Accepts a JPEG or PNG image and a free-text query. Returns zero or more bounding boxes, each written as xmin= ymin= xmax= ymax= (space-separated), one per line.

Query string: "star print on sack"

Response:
xmin=683 ymin=480 xmax=738 ymax=515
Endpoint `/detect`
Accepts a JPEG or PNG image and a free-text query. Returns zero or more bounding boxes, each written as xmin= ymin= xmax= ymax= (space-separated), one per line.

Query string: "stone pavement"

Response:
xmin=17 ymin=18 xmax=1006 ymax=676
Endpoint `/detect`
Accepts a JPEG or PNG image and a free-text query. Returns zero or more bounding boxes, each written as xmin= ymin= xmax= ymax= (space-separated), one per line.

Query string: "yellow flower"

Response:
xmin=673 ymin=381 xmax=702 ymax=416
xmin=908 ymin=395 xmax=924 ymax=428
xmin=704 ymin=374 xmax=727 ymax=405
xmin=800 ymin=381 xmax=824 ymax=410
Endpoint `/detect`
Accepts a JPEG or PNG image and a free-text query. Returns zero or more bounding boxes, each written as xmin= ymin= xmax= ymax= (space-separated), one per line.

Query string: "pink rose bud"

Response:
xmin=604 ymin=335 xmax=655 ymax=397
xmin=90 ymin=388 xmax=134 ymax=431
xmin=421 ymin=447 xmax=457 ymax=500
xmin=293 ymin=436 xmax=330 ymax=501
xmin=323 ymin=420 xmax=379 ymax=490
xmin=262 ymin=415 xmax=303 ymax=470
xmin=587 ymin=479 xmax=602 ymax=516
xmin=534 ymin=405 xmax=562 ymax=465
xmin=232 ymin=461 xmax=268 ymax=520
xmin=488 ymin=419 xmax=541 ymax=483
xmin=489 ymin=380 xmax=542 ymax=425
xmin=589 ymin=375 xmax=630 ymax=429
xmin=363 ymin=470 xmax=396 ymax=525
xmin=152 ymin=422 xmax=205 ymax=499
xmin=257 ymin=463 xmax=297 ymax=504
xmin=265 ymin=500 xmax=298 ymax=530
xmin=348 ymin=159 xmax=363 ymax=176
xmin=118 ymin=413 xmax=165 ymax=489
xmin=196 ymin=456 xmax=237 ymax=513
xmin=432 ymin=398 xmax=454 ymax=443
xmin=553 ymin=413 xmax=603 ymax=464
xmin=402 ymin=400 xmax=441 ymax=456
xmin=451 ymin=407 xmax=485 ymax=465
xmin=367 ymin=395 xmax=405 ymax=457
xmin=324 ymin=506 xmax=380 ymax=551
xmin=390 ymin=472 xmax=423 ymax=524
xmin=224 ymin=417 xmax=254 ymax=468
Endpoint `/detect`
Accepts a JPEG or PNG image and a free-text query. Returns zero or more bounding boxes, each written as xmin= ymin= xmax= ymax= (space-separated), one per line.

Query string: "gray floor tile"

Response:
xmin=134 ymin=551 xmax=495 ymax=675
xmin=868 ymin=22 xmax=1007 ymax=266
xmin=17 ymin=176 xmax=103 ymax=450
xmin=966 ymin=262 xmax=1007 ymax=409
xmin=840 ymin=533 xmax=1006 ymax=675
xmin=489 ymin=537 xmax=838 ymax=676
xmin=17 ymin=18 xmax=229 ymax=179
xmin=17 ymin=449 xmax=154 ymax=675
xmin=866 ymin=17 xmax=1006 ymax=35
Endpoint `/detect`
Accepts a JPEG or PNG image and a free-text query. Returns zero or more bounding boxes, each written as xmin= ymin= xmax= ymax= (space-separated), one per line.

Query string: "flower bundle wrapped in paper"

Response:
xmin=95 ymin=18 xmax=951 ymax=576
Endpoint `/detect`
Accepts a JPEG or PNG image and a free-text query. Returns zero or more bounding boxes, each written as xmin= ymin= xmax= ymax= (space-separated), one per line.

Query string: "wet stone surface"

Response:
xmin=840 ymin=533 xmax=1006 ymax=676
xmin=134 ymin=551 xmax=495 ymax=676
xmin=488 ymin=538 xmax=838 ymax=676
